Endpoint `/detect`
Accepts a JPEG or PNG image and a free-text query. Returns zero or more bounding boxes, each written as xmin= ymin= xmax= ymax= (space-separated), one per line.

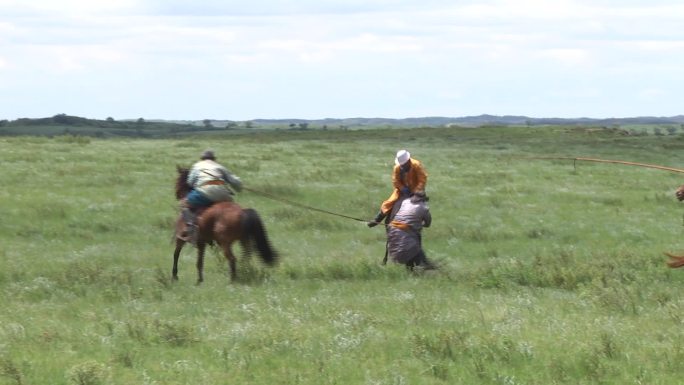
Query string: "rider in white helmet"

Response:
xmin=368 ymin=149 xmax=428 ymax=227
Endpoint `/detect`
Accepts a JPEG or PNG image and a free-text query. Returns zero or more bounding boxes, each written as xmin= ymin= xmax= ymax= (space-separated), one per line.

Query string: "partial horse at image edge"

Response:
xmin=173 ymin=165 xmax=278 ymax=283
xmin=667 ymin=184 xmax=684 ymax=268
xmin=664 ymin=252 xmax=684 ymax=268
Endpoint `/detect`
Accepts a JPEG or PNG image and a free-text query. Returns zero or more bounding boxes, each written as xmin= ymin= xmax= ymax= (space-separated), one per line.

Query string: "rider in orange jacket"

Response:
xmin=368 ymin=149 xmax=428 ymax=227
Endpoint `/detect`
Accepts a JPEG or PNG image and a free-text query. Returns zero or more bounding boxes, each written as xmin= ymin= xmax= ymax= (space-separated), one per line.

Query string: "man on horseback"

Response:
xmin=368 ymin=149 xmax=428 ymax=227
xmin=180 ymin=149 xmax=242 ymax=242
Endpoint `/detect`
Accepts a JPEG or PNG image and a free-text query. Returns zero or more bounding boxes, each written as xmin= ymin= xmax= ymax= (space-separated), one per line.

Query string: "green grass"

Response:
xmin=2 ymin=126 xmax=684 ymax=384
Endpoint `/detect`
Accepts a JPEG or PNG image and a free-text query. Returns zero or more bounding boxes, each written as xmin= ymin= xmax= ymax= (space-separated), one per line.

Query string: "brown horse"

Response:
xmin=665 ymin=185 xmax=684 ymax=268
xmin=173 ymin=166 xmax=278 ymax=283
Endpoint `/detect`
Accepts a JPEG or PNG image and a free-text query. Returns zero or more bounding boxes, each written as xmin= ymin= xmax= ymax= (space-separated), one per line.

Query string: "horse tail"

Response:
xmin=241 ymin=208 xmax=278 ymax=266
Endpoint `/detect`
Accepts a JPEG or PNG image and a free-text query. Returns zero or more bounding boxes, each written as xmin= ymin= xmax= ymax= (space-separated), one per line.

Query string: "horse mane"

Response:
xmin=175 ymin=165 xmax=191 ymax=200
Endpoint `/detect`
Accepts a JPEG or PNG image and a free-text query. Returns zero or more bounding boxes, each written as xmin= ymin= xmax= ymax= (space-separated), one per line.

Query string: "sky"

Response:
xmin=1 ymin=0 xmax=683 ymax=121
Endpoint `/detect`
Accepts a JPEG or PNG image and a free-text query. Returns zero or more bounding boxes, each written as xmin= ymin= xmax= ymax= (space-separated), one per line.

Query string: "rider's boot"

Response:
xmin=180 ymin=206 xmax=198 ymax=243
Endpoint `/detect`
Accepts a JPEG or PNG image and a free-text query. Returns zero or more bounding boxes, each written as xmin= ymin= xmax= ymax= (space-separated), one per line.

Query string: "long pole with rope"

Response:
xmin=524 ymin=155 xmax=684 ymax=266
xmin=523 ymin=156 xmax=684 ymax=174
xmin=242 ymin=186 xmax=369 ymax=223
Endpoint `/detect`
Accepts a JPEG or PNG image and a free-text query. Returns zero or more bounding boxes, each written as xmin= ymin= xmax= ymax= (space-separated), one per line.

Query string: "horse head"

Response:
xmin=175 ymin=165 xmax=191 ymax=200
xmin=677 ymin=184 xmax=684 ymax=201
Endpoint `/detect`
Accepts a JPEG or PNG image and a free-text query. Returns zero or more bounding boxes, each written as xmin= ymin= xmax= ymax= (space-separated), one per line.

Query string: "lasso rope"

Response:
xmin=524 ymin=156 xmax=684 ymax=266
xmin=242 ymin=186 xmax=369 ymax=223
xmin=524 ymin=156 xmax=684 ymax=174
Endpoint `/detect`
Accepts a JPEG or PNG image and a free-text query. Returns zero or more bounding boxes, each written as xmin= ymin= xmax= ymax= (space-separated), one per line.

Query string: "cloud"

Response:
xmin=538 ymin=48 xmax=593 ymax=67
xmin=638 ymin=88 xmax=665 ymax=100
xmin=0 ymin=0 xmax=140 ymax=16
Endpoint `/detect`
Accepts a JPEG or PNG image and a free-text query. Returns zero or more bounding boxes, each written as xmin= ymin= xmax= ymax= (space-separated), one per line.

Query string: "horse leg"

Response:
xmin=172 ymin=238 xmax=185 ymax=280
xmin=405 ymin=251 xmax=423 ymax=272
xmin=222 ymin=243 xmax=237 ymax=281
xmin=196 ymin=242 xmax=206 ymax=284
xmin=382 ymin=241 xmax=389 ymax=265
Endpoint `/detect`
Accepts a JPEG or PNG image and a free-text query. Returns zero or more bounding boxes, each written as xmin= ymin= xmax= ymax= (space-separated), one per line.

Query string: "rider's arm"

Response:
xmin=391 ymin=165 xmax=403 ymax=190
xmin=422 ymin=208 xmax=432 ymax=228
xmin=187 ymin=167 xmax=199 ymax=188
xmin=220 ymin=167 xmax=242 ymax=192
xmin=411 ymin=160 xmax=427 ymax=192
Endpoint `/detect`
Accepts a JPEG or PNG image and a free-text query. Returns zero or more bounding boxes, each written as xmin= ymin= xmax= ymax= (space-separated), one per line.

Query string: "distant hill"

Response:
xmin=0 ymin=114 xmax=221 ymax=138
xmin=1 ymin=113 xmax=682 ymax=137
xmin=248 ymin=114 xmax=684 ymax=127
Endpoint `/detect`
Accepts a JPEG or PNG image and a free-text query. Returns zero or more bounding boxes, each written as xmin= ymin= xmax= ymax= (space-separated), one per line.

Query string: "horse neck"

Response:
xmin=175 ymin=185 xmax=189 ymax=200
xmin=175 ymin=170 xmax=190 ymax=200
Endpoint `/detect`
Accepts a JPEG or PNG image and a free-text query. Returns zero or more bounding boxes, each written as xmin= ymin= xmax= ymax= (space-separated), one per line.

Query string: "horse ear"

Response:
xmin=176 ymin=164 xmax=185 ymax=173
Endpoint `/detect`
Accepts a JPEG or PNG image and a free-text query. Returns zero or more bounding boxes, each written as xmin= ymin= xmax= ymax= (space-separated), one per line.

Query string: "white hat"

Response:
xmin=395 ymin=149 xmax=411 ymax=165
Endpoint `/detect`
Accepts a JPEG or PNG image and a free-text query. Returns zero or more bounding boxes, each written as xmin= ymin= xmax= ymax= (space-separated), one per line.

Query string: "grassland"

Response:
xmin=2 ymin=125 xmax=684 ymax=384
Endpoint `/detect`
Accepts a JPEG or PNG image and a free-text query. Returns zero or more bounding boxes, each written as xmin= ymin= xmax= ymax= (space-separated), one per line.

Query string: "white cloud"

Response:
xmin=638 ymin=88 xmax=666 ymax=100
xmin=538 ymin=48 xmax=593 ymax=66
xmin=630 ymin=40 xmax=684 ymax=51
xmin=2 ymin=0 xmax=140 ymax=13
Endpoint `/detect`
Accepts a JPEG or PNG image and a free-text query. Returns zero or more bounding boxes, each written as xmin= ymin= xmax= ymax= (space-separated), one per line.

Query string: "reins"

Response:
xmin=242 ymin=186 xmax=369 ymax=223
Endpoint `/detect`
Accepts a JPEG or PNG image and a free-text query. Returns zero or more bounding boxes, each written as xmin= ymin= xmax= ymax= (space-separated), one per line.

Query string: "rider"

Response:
xmin=181 ymin=149 xmax=242 ymax=241
xmin=368 ymin=149 xmax=428 ymax=227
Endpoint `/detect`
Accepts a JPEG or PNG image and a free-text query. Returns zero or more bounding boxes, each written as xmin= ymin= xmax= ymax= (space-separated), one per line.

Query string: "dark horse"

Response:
xmin=173 ymin=166 xmax=278 ymax=283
